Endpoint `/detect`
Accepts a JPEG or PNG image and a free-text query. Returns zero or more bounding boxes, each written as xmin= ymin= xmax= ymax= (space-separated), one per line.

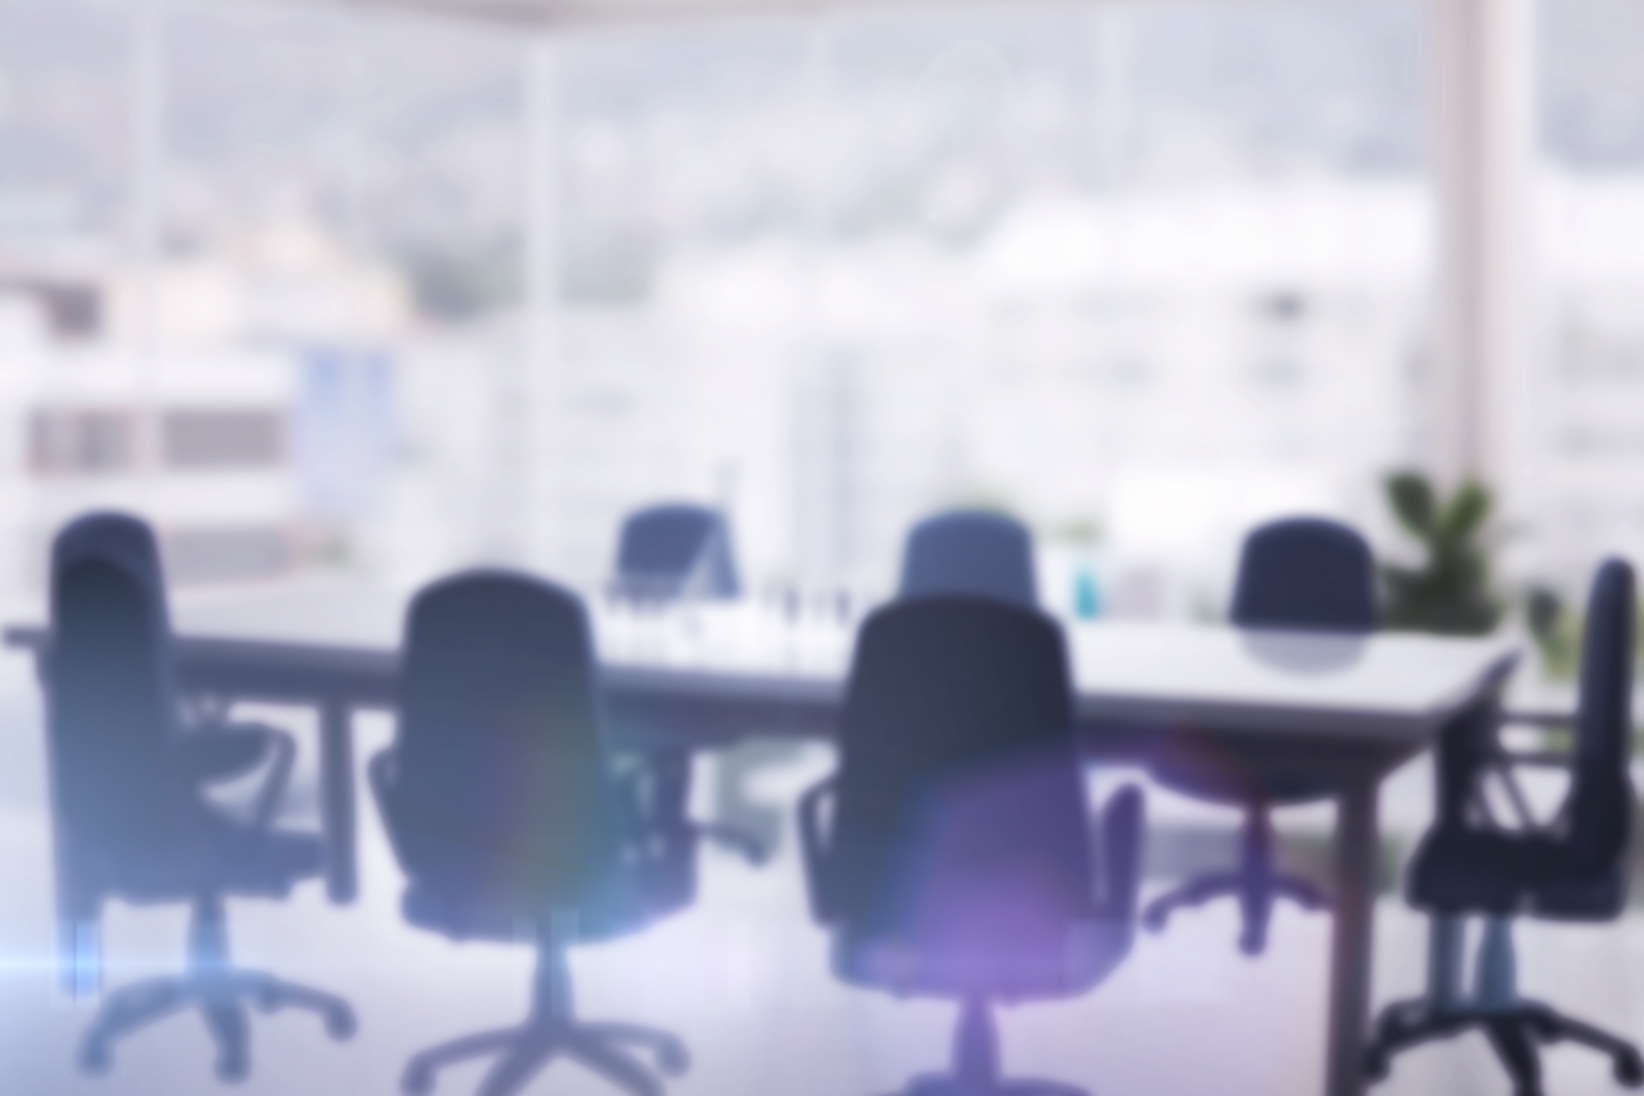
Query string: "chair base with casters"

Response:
xmin=1366 ymin=915 xmax=1644 ymax=1096
xmin=78 ymin=893 xmax=355 ymax=1081
xmin=401 ymin=916 xmax=687 ymax=1096
xmin=1142 ymin=797 xmax=1327 ymax=956
xmin=881 ymin=996 xmax=1087 ymax=1096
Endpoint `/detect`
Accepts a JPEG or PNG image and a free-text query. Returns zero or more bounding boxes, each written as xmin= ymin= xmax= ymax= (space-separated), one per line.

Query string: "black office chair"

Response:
xmin=371 ymin=571 xmax=698 ymax=1096
xmin=44 ymin=511 xmax=354 ymax=1080
xmin=1144 ymin=517 xmax=1376 ymax=955
xmin=897 ymin=509 xmax=1039 ymax=608
xmin=1366 ymin=559 xmax=1644 ymax=1096
xmin=799 ymin=597 xmax=1143 ymax=1096
xmin=612 ymin=503 xmax=740 ymax=602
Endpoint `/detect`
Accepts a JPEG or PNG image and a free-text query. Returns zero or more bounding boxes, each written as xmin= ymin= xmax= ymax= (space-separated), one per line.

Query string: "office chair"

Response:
xmin=44 ymin=512 xmax=354 ymax=1080
xmin=799 ymin=597 xmax=1143 ymax=1096
xmin=1144 ymin=517 xmax=1376 ymax=955
xmin=897 ymin=510 xmax=1039 ymax=608
xmin=609 ymin=502 xmax=767 ymax=865
xmin=1365 ymin=559 xmax=1644 ymax=1096
xmin=371 ymin=571 xmax=699 ymax=1096
xmin=612 ymin=503 xmax=740 ymax=602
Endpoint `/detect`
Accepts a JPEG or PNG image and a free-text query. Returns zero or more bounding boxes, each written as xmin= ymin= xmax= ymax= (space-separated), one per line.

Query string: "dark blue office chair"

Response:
xmin=612 ymin=503 xmax=739 ymax=602
xmin=1145 ymin=517 xmax=1377 ymax=954
xmin=799 ymin=597 xmax=1142 ymax=1096
xmin=1366 ymin=559 xmax=1644 ymax=1096
xmin=897 ymin=510 xmax=1039 ymax=608
xmin=371 ymin=571 xmax=697 ymax=1096
xmin=44 ymin=512 xmax=353 ymax=1080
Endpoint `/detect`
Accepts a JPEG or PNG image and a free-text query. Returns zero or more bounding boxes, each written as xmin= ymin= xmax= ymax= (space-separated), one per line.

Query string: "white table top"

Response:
xmin=157 ymin=579 xmax=1521 ymax=745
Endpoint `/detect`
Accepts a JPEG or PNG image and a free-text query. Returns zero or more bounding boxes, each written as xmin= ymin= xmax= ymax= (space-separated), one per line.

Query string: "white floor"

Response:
xmin=2 ymin=654 xmax=1643 ymax=1096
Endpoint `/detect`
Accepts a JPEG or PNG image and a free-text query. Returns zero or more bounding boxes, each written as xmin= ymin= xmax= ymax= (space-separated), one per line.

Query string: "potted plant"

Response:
xmin=1380 ymin=470 xmax=1502 ymax=635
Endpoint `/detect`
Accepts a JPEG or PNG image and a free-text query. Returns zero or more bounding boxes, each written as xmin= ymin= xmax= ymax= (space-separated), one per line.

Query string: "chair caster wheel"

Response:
xmin=1364 ymin=1050 xmax=1390 ymax=1082
xmin=656 ymin=1041 xmax=690 ymax=1076
xmin=325 ymin=1006 xmax=357 ymax=1040
xmin=216 ymin=1052 xmax=249 ymax=1082
xmin=78 ymin=1042 xmax=112 ymax=1075
xmin=1614 ymin=1049 xmax=1643 ymax=1086
xmin=403 ymin=1065 xmax=435 ymax=1095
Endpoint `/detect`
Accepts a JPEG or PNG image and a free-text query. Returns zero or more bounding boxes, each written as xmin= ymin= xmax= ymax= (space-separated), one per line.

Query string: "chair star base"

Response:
xmin=878 ymin=997 xmax=1088 ymax=1096
xmin=888 ymin=1074 xmax=1088 ymax=1096
xmin=1141 ymin=799 xmax=1328 ymax=956
xmin=401 ymin=929 xmax=688 ymax=1096
xmin=77 ymin=896 xmax=355 ymax=1081
xmin=1365 ymin=997 xmax=1644 ymax=1096
xmin=1142 ymin=867 xmax=1327 ymax=956
xmin=402 ymin=1016 xmax=688 ymax=1096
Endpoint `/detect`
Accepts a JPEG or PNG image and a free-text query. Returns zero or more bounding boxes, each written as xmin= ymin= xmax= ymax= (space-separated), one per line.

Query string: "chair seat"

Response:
xmin=403 ymin=850 xmax=695 ymax=945
xmin=99 ymin=817 xmax=321 ymax=904
xmin=1409 ymin=827 xmax=1624 ymax=918
xmin=835 ymin=916 xmax=1131 ymax=1001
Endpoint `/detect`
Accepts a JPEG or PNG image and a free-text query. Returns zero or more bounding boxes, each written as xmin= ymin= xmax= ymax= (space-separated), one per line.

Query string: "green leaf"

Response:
xmin=1386 ymin=471 xmax=1435 ymax=538
xmin=1439 ymin=481 xmax=1492 ymax=544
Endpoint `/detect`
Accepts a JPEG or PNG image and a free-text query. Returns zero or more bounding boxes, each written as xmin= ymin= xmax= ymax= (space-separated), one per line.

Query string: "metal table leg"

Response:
xmin=318 ymin=697 xmax=356 ymax=904
xmin=1325 ymin=775 xmax=1379 ymax=1096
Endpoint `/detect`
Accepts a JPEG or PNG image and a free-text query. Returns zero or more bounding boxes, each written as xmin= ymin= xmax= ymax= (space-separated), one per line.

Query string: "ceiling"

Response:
xmin=292 ymin=0 xmax=990 ymax=30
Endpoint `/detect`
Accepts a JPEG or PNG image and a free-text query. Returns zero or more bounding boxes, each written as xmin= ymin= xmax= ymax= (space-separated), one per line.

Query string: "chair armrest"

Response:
xmin=1448 ymin=709 xmax=1577 ymax=833
xmin=613 ymin=749 xmax=768 ymax=867
xmin=797 ymin=776 xmax=838 ymax=925
xmin=178 ymin=722 xmax=295 ymax=833
xmin=1096 ymin=784 xmax=1144 ymax=922
xmin=1484 ymin=744 xmax=1575 ymax=835
xmin=173 ymin=732 xmax=265 ymax=784
xmin=1501 ymin=708 xmax=1576 ymax=730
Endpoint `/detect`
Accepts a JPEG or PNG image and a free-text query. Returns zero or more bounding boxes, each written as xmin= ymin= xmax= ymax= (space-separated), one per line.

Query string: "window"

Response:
xmin=161 ymin=409 xmax=284 ymax=470
xmin=28 ymin=409 xmax=138 ymax=475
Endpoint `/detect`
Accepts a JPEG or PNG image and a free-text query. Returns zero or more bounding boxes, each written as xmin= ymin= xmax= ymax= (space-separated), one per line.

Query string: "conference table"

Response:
xmin=4 ymin=582 xmax=1520 ymax=1096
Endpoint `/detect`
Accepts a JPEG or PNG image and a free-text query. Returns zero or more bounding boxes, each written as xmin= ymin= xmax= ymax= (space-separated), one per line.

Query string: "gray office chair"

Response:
xmin=45 ymin=512 xmax=353 ymax=1080
xmin=897 ymin=509 xmax=1038 ymax=608
xmin=800 ymin=596 xmax=1142 ymax=1095
xmin=372 ymin=571 xmax=699 ymax=1096
xmin=1145 ymin=517 xmax=1376 ymax=954
xmin=610 ymin=502 xmax=768 ymax=865
xmin=612 ymin=503 xmax=740 ymax=602
xmin=1366 ymin=559 xmax=1644 ymax=1096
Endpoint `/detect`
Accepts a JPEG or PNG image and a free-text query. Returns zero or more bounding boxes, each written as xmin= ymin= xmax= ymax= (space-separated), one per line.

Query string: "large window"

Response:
xmin=0 ymin=0 xmax=1432 ymax=611
xmin=538 ymin=2 xmax=1432 ymax=611
xmin=1527 ymin=0 xmax=1644 ymax=592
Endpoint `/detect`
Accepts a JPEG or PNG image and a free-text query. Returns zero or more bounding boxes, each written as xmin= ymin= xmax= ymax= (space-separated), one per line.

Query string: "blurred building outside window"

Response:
xmin=0 ymin=0 xmax=1635 ymax=639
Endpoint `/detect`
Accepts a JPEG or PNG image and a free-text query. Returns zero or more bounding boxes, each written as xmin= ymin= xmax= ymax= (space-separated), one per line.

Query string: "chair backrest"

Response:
xmin=388 ymin=571 xmax=621 ymax=904
xmin=897 ymin=510 xmax=1038 ymax=609
xmin=823 ymin=597 xmax=1093 ymax=940
xmin=1566 ymin=558 xmax=1636 ymax=869
xmin=46 ymin=513 xmax=191 ymax=885
xmin=1231 ymin=517 xmax=1376 ymax=632
xmin=613 ymin=503 xmax=739 ymax=600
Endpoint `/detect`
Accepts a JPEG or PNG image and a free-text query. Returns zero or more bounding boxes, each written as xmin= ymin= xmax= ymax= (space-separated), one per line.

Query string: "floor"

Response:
xmin=2 ymin=636 xmax=1643 ymax=1096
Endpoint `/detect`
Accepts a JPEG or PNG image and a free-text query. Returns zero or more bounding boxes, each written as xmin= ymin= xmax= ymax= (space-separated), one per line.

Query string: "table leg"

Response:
xmin=1325 ymin=776 xmax=1379 ymax=1096
xmin=318 ymin=698 xmax=356 ymax=904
